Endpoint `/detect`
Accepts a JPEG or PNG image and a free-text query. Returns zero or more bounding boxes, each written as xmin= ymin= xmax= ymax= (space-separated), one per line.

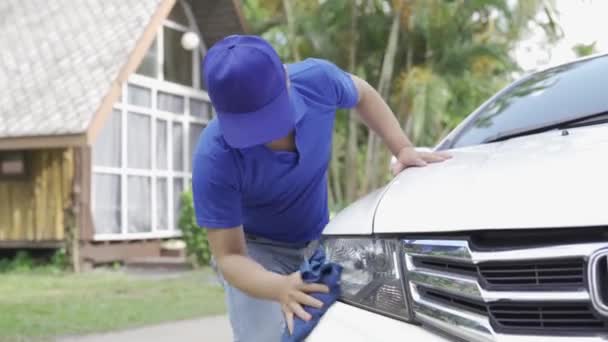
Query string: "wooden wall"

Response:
xmin=0 ymin=148 xmax=74 ymax=242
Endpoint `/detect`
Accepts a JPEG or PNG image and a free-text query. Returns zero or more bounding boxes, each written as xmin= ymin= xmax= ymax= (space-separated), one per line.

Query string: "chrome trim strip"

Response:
xmin=408 ymin=262 xmax=483 ymax=300
xmin=417 ymin=312 xmax=492 ymax=342
xmin=412 ymin=284 xmax=608 ymax=342
xmin=403 ymin=239 xmax=472 ymax=262
xmin=411 ymin=284 xmax=495 ymax=342
xmin=407 ymin=259 xmax=589 ymax=302
xmin=419 ymin=307 xmax=608 ymax=342
xmin=474 ymin=242 xmax=608 ymax=262
xmin=403 ymin=239 xmax=608 ymax=263
xmin=493 ymin=335 xmax=608 ymax=341
xmin=588 ymin=248 xmax=608 ymax=316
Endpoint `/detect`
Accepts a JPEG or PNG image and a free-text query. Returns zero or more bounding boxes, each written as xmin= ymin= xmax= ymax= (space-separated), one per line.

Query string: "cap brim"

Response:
xmin=216 ymin=85 xmax=306 ymax=148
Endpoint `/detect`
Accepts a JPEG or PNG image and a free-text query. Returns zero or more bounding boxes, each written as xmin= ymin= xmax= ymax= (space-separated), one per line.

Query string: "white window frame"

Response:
xmin=92 ymin=0 xmax=210 ymax=241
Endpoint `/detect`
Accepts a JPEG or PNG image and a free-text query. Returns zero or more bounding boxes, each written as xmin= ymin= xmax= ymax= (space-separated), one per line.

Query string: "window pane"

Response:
xmin=93 ymin=174 xmax=121 ymax=234
xmin=0 ymin=151 xmax=26 ymax=176
xmin=158 ymin=92 xmax=184 ymax=114
xmin=93 ymin=109 xmax=121 ymax=167
xmin=157 ymin=178 xmax=169 ymax=231
xmin=127 ymin=84 xmax=151 ymax=107
xmin=128 ymin=176 xmax=151 ymax=233
xmin=135 ymin=39 xmax=157 ymax=78
xmin=127 ymin=113 xmax=151 ymax=169
xmin=157 ymin=119 xmax=168 ymax=170
xmin=167 ymin=2 xmax=189 ymax=26
xmin=189 ymin=98 xmax=210 ymax=120
xmin=189 ymin=123 xmax=204 ymax=170
xmin=200 ymin=61 xmax=207 ymax=91
xmin=172 ymin=122 xmax=184 ymax=171
xmin=173 ymin=178 xmax=184 ymax=230
xmin=163 ymin=26 xmax=193 ymax=87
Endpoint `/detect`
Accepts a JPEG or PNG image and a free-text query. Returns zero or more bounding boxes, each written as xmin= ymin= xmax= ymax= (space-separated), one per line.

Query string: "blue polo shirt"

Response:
xmin=192 ymin=58 xmax=359 ymax=243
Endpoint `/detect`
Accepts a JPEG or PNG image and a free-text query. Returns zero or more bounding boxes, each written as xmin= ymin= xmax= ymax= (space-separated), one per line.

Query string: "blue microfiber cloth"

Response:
xmin=281 ymin=247 xmax=342 ymax=342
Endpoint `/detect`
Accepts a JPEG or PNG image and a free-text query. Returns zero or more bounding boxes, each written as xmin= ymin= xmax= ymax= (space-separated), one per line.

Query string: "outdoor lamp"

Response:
xmin=181 ymin=31 xmax=200 ymax=50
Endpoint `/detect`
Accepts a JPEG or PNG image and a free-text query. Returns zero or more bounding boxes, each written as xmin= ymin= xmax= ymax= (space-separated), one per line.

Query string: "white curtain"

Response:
xmin=156 ymin=119 xmax=168 ymax=170
xmin=127 ymin=84 xmax=151 ymax=107
xmin=189 ymin=99 xmax=210 ymax=120
xmin=173 ymin=178 xmax=184 ymax=230
xmin=128 ymin=112 xmax=151 ymax=169
xmin=93 ymin=174 xmax=121 ymax=234
xmin=157 ymin=178 xmax=169 ymax=231
xmin=93 ymin=110 xmax=121 ymax=167
xmin=158 ymin=92 xmax=184 ymax=114
xmin=128 ymin=176 xmax=152 ymax=233
xmin=172 ymin=122 xmax=184 ymax=171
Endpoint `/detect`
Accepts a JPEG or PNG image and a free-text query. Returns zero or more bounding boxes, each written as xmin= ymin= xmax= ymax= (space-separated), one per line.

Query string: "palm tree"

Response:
xmin=241 ymin=0 xmax=562 ymax=207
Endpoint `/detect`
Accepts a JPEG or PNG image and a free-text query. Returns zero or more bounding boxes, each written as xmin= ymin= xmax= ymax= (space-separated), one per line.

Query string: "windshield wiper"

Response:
xmin=483 ymin=111 xmax=608 ymax=144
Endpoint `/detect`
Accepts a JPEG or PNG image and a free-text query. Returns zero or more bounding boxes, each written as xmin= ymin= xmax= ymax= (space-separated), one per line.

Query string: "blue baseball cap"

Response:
xmin=203 ymin=35 xmax=305 ymax=148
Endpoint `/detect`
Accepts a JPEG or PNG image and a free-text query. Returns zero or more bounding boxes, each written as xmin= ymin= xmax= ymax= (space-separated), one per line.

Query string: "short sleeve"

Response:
xmin=312 ymin=58 xmax=359 ymax=109
xmin=192 ymin=149 xmax=242 ymax=229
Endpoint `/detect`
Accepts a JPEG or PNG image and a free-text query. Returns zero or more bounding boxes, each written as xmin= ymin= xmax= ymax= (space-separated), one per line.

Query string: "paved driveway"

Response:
xmin=59 ymin=316 xmax=232 ymax=342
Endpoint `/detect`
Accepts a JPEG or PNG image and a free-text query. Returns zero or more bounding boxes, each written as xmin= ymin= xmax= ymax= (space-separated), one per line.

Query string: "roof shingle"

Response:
xmin=0 ymin=0 xmax=163 ymax=138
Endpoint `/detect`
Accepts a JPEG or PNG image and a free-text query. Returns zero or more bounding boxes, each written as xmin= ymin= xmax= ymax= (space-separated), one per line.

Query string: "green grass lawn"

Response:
xmin=0 ymin=269 xmax=226 ymax=341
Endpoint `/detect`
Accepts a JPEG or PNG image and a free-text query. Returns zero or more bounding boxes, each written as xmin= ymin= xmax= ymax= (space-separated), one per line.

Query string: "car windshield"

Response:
xmin=449 ymin=55 xmax=608 ymax=148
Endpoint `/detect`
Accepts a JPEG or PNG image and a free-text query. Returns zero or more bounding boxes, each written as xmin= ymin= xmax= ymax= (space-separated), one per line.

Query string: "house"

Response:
xmin=0 ymin=0 xmax=246 ymax=266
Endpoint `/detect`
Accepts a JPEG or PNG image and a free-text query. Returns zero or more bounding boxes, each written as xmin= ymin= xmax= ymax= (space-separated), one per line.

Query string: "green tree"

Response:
xmin=242 ymin=0 xmax=562 ymax=207
xmin=573 ymin=41 xmax=597 ymax=57
xmin=179 ymin=191 xmax=211 ymax=267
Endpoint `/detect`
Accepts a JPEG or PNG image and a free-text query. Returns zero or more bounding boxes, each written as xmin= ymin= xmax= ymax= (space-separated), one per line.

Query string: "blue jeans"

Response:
xmin=215 ymin=235 xmax=318 ymax=342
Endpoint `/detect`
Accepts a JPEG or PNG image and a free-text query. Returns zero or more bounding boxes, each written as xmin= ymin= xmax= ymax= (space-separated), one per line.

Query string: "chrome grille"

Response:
xmin=404 ymin=239 xmax=608 ymax=342
xmin=489 ymin=303 xmax=607 ymax=330
xmin=420 ymin=287 xmax=488 ymax=315
xmin=479 ymin=259 xmax=585 ymax=288
xmin=415 ymin=257 xmax=586 ymax=289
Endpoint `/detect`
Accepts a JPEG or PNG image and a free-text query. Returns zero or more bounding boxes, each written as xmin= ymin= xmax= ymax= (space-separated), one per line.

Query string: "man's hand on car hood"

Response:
xmin=391 ymin=146 xmax=451 ymax=175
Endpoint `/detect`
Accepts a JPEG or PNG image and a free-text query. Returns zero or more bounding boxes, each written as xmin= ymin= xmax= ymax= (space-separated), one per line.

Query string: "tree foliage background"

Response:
xmin=241 ymin=0 xmax=562 ymax=210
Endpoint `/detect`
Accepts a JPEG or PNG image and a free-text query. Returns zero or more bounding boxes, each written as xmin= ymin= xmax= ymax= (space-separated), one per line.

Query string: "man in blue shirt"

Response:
xmin=193 ymin=35 xmax=450 ymax=341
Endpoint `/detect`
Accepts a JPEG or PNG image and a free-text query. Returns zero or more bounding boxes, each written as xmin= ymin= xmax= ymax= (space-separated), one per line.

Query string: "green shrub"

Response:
xmin=0 ymin=246 xmax=75 ymax=274
xmin=178 ymin=190 xmax=211 ymax=267
xmin=50 ymin=248 xmax=68 ymax=270
xmin=0 ymin=251 xmax=35 ymax=273
xmin=0 ymin=249 xmax=70 ymax=274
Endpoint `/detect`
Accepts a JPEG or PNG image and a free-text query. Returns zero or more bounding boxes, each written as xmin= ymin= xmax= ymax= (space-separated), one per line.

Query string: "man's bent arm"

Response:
xmin=207 ymin=227 xmax=286 ymax=301
xmin=350 ymin=75 xmax=413 ymax=156
xmin=207 ymin=226 xmax=328 ymax=328
xmin=350 ymin=75 xmax=450 ymax=170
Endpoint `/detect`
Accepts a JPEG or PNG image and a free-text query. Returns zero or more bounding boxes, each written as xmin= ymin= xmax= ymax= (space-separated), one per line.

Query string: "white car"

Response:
xmin=309 ymin=54 xmax=608 ymax=342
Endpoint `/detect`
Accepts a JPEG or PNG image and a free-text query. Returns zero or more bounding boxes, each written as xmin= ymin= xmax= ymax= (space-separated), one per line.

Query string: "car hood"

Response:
xmin=374 ymin=124 xmax=608 ymax=234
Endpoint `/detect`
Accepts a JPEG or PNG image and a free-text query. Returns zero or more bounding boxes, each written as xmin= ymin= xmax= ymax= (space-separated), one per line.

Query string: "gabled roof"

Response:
xmin=0 ymin=0 xmax=245 ymax=148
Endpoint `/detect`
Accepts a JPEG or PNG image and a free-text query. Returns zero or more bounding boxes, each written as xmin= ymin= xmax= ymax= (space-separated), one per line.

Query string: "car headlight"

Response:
xmin=323 ymin=237 xmax=411 ymax=320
